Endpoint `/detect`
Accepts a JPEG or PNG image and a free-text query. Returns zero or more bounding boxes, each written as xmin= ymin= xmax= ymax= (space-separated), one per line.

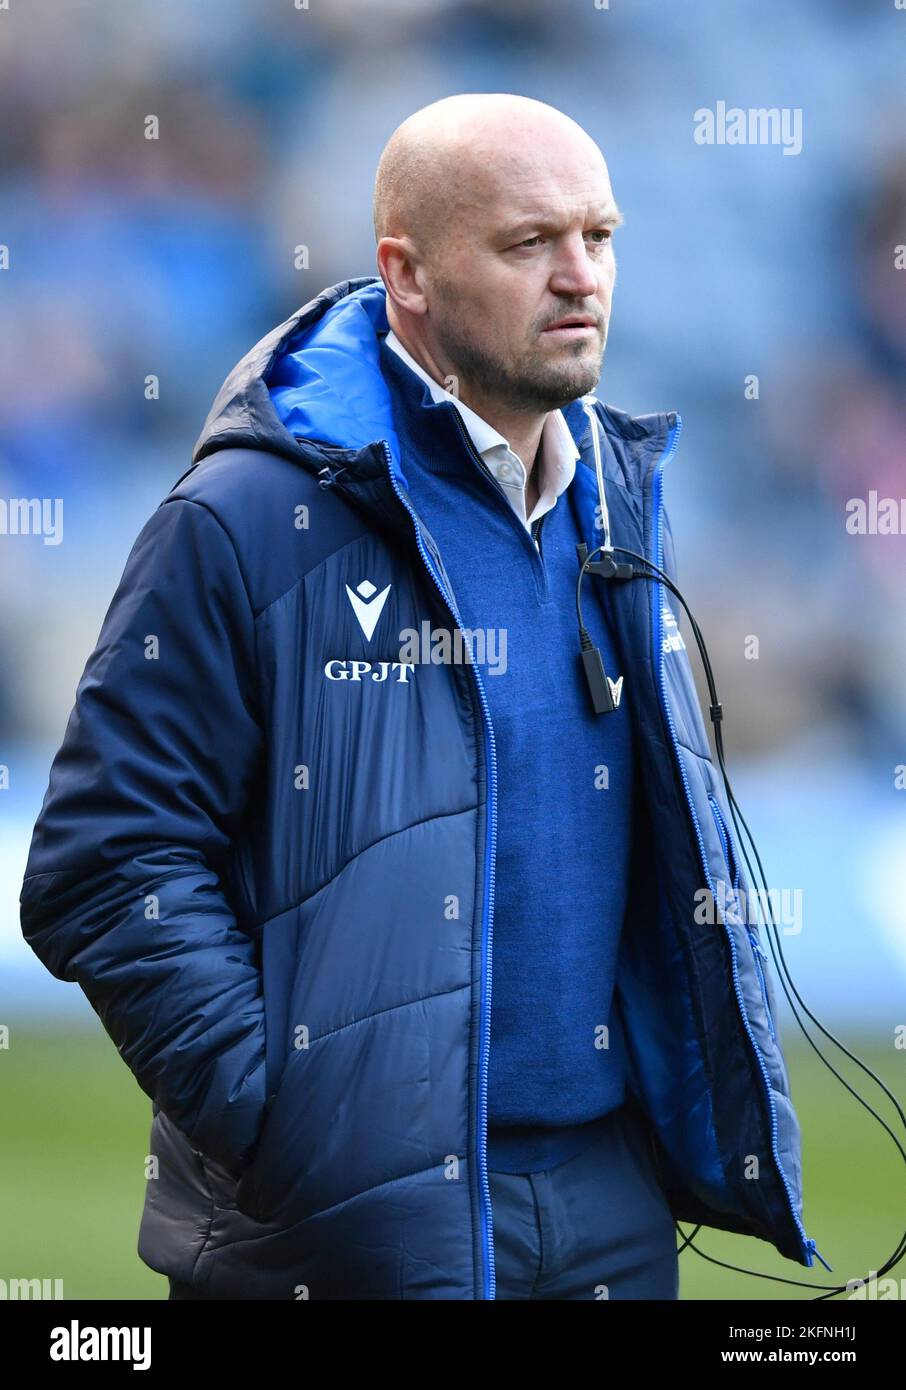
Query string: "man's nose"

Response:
xmin=548 ymin=233 xmax=601 ymax=299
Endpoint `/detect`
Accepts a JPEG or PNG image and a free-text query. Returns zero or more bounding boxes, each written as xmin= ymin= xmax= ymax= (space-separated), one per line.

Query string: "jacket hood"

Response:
xmin=191 ymin=277 xmax=676 ymax=495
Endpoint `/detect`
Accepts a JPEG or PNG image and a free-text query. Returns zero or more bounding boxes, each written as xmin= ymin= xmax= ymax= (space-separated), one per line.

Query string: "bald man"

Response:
xmin=21 ymin=94 xmax=816 ymax=1301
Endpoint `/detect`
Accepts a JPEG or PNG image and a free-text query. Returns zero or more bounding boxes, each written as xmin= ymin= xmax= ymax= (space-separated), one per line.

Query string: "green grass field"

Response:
xmin=2 ymin=1018 xmax=903 ymax=1300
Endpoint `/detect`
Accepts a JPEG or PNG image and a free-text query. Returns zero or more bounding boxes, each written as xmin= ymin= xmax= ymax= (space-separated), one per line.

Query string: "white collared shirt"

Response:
xmin=384 ymin=329 xmax=579 ymax=549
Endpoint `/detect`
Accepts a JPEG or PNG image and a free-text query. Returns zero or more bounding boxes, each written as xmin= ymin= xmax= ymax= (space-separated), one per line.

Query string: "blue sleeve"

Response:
xmin=20 ymin=496 xmax=267 ymax=1177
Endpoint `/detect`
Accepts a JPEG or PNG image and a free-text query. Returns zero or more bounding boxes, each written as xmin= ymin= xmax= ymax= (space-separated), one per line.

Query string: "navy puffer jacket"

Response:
xmin=20 ymin=278 xmax=822 ymax=1298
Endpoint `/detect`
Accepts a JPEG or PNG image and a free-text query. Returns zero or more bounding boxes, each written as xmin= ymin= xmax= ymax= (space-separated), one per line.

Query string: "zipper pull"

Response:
xmin=806 ymin=1238 xmax=833 ymax=1272
xmin=747 ymin=927 xmax=769 ymax=961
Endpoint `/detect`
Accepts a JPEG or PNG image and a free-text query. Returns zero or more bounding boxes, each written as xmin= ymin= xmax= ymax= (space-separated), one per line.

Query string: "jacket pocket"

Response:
xmin=707 ymin=792 xmax=775 ymax=1041
xmin=233 ymin=1052 xmax=298 ymax=1223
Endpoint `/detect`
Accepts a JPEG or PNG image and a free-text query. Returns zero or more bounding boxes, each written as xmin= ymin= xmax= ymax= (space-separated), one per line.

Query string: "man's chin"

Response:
xmin=524 ymin=365 xmax=602 ymax=411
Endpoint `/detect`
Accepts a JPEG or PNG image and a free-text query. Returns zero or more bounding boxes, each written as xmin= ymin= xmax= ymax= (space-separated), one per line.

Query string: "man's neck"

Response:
xmin=387 ymin=323 xmax=546 ymax=483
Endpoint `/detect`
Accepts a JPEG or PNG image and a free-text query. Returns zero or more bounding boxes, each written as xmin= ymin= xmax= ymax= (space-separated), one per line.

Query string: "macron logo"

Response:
xmin=346 ymin=579 xmax=391 ymax=641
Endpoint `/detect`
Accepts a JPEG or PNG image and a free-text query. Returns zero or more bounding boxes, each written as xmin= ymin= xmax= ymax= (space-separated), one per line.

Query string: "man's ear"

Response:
xmin=377 ymin=236 xmax=429 ymax=318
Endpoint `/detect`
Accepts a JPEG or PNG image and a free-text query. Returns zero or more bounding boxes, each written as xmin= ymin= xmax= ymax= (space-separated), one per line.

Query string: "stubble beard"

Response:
xmin=431 ymin=293 xmax=605 ymax=414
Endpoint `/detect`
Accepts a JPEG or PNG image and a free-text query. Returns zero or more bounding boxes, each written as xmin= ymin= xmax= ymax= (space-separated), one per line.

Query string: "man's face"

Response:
xmin=423 ymin=144 xmax=621 ymax=414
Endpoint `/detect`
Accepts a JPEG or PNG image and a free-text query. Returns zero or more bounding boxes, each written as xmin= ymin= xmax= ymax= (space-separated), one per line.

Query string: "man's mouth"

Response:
xmin=541 ymin=316 xmax=599 ymax=338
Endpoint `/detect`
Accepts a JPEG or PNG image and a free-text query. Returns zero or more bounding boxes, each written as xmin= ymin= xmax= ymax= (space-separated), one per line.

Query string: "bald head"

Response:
xmin=373 ymin=93 xmax=610 ymax=255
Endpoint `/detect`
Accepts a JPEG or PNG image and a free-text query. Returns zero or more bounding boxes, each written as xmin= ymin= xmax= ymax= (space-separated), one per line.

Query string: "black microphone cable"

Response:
xmin=576 ymin=537 xmax=906 ymax=1299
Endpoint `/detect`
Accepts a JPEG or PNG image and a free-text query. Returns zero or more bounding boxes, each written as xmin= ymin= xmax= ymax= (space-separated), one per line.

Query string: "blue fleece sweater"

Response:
xmin=375 ymin=337 xmax=637 ymax=1173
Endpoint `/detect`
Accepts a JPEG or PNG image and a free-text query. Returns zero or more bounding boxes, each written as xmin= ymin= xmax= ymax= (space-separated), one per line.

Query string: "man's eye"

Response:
xmin=512 ymin=230 xmax=612 ymax=251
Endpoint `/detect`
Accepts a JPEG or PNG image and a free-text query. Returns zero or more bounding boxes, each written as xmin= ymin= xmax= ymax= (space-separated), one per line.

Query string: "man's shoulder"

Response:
xmin=161 ymin=445 xmax=371 ymax=614
xmin=170 ymin=444 xmax=316 ymax=514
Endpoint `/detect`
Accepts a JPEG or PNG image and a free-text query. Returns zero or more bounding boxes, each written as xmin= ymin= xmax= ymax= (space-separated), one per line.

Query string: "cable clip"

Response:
xmin=576 ymin=543 xmax=634 ymax=580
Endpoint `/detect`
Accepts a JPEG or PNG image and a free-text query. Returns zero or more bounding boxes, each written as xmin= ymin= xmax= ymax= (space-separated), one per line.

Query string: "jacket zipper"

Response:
xmin=375 ymin=438 xmax=498 ymax=1299
xmin=652 ymin=417 xmax=830 ymax=1273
